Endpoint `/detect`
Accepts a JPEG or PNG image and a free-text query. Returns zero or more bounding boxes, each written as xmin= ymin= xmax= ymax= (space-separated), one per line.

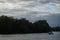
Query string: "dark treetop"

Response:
xmin=0 ymin=15 xmax=54 ymax=34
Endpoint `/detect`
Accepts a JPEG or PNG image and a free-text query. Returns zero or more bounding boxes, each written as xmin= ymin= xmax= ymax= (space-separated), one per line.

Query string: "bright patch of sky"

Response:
xmin=0 ymin=1 xmax=60 ymax=14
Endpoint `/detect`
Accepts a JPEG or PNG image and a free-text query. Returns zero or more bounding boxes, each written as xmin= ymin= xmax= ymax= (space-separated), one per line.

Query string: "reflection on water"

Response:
xmin=0 ymin=32 xmax=60 ymax=40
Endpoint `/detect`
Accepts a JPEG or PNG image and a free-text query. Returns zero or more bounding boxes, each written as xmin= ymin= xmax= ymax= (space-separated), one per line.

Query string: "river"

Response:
xmin=0 ymin=32 xmax=60 ymax=40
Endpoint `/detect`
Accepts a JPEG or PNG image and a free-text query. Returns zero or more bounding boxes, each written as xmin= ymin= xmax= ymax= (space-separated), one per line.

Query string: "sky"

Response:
xmin=0 ymin=0 xmax=60 ymax=27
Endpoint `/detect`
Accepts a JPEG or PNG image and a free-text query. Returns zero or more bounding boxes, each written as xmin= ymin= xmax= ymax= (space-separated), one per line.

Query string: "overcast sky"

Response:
xmin=0 ymin=0 xmax=60 ymax=27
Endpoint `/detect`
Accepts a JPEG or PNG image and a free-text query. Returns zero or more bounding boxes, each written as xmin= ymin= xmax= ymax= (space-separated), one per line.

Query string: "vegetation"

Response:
xmin=52 ymin=26 xmax=60 ymax=31
xmin=0 ymin=16 xmax=53 ymax=34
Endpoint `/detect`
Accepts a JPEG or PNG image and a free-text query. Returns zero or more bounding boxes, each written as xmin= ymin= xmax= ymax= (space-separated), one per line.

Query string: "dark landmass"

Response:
xmin=52 ymin=27 xmax=60 ymax=31
xmin=0 ymin=15 xmax=59 ymax=34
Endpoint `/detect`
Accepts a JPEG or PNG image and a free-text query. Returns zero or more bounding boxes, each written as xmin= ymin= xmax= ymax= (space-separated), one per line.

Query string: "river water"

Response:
xmin=0 ymin=32 xmax=60 ymax=40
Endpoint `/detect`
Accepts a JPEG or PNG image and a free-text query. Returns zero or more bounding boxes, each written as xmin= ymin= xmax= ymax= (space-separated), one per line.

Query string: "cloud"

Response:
xmin=0 ymin=0 xmax=60 ymax=3
xmin=0 ymin=0 xmax=60 ymax=13
xmin=0 ymin=0 xmax=60 ymax=26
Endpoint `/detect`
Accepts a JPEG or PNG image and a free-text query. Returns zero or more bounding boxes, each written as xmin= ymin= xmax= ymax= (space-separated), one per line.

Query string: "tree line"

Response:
xmin=52 ymin=26 xmax=60 ymax=31
xmin=0 ymin=15 xmax=53 ymax=34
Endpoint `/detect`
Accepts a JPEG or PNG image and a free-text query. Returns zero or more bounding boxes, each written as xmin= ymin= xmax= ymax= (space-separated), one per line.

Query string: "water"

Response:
xmin=0 ymin=32 xmax=60 ymax=40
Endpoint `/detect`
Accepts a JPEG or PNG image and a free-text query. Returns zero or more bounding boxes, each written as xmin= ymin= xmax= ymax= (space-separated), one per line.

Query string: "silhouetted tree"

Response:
xmin=33 ymin=20 xmax=51 ymax=33
xmin=0 ymin=15 xmax=52 ymax=34
xmin=0 ymin=15 xmax=14 ymax=34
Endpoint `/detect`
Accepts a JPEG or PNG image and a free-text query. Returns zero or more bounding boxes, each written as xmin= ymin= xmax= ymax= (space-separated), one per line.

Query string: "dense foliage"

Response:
xmin=0 ymin=16 xmax=52 ymax=34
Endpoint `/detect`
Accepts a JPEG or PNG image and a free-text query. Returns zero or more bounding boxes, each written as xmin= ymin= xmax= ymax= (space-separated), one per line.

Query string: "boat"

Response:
xmin=48 ymin=31 xmax=54 ymax=35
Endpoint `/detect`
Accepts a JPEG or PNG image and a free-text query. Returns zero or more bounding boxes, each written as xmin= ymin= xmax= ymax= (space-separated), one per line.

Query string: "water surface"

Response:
xmin=0 ymin=32 xmax=60 ymax=40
